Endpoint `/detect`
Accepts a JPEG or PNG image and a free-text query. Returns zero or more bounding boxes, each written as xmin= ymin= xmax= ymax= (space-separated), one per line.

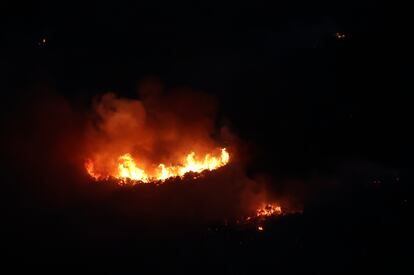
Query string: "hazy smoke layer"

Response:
xmin=3 ymin=81 xmax=282 ymax=230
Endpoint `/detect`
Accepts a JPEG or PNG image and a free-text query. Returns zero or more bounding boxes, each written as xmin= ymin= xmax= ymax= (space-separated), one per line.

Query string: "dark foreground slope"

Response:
xmin=1 ymin=171 xmax=410 ymax=274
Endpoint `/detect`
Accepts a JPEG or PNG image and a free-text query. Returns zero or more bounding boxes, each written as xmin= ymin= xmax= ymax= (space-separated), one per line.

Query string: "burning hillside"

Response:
xmin=83 ymin=87 xmax=236 ymax=185
xmin=4 ymin=80 xmax=294 ymax=229
xmin=85 ymin=148 xmax=229 ymax=184
xmin=78 ymin=85 xmax=290 ymax=223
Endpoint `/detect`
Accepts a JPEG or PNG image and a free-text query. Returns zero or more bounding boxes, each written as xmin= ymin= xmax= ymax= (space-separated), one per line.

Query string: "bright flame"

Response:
xmin=255 ymin=203 xmax=282 ymax=217
xmin=85 ymin=148 xmax=230 ymax=184
xmin=117 ymin=154 xmax=149 ymax=182
xmin=246 ymin=203 xmax=283 ymax=222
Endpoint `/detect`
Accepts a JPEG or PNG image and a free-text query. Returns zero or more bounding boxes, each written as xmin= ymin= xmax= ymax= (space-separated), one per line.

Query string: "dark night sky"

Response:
xmin=1 ymin=1 xmax=412 ymax=272
xmin=2 ymin=2 xmax=411 ymax=172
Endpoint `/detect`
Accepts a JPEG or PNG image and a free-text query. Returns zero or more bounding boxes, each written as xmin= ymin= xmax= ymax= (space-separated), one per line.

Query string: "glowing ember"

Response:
xmin=85 ymin=148 xmax=230 ymax=184
xmin=257 ymin=226 xmax=264 ymax=231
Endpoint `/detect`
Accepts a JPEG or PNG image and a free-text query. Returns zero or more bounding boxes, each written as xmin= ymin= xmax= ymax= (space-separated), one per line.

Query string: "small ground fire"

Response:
xmin=246 ymin=203 xmax=283 ymax=221
xmin=255 ymin=203 xmax=283 ymax=217
xmin=246 ymin=203 xmax=283 ymax=231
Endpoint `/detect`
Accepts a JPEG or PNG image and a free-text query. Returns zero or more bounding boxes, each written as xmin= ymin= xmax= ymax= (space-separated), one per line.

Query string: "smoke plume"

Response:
xmin=3 ymin=80 xmax=280 ymax=232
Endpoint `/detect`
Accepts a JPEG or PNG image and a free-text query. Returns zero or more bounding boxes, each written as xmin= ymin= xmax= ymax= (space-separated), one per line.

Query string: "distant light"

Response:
xmin=258 ymin=226 xmax=264 ymax=231
xmin=38 ymin=37 xmax=48 ymax=46
xmin=335 ymin=32 xmax=346 ymax=40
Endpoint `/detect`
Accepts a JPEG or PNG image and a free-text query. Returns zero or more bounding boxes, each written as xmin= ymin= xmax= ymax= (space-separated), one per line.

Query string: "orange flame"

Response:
xmin=255 ymin=203 xmax=282 ymax=217
xmin=246 ymin=203 xmax=283 ymax=222
xmin=85 ymin=148 xmax=230 ymax=184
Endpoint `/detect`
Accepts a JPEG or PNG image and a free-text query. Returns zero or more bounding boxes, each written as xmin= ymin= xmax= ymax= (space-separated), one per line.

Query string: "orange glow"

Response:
xmin=255 ymin=203 xmax=282 ymax=217
xmin=85 ymin=148 xmax=230 ymax=184
xmin=85 ymin=159 xmax=100 ymax=180
xmin=246 ymin=203 xmax=283 ymax=222
xmin=258 ymin=226 xmax=264 ymax=231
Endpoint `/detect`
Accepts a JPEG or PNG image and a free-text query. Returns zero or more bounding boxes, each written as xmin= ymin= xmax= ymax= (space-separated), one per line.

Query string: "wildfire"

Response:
xmin=256 ymin=203 xmax=282 ymax=217
xmin=246 ymin=203 xmax=283 ymax=222
xmin=85 ymin=148 xmax=230 ymax=184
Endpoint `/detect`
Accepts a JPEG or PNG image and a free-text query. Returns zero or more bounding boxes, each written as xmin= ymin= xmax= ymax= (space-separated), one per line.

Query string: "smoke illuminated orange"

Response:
xmin=85 ymin=148 xmax=230 ymax=184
